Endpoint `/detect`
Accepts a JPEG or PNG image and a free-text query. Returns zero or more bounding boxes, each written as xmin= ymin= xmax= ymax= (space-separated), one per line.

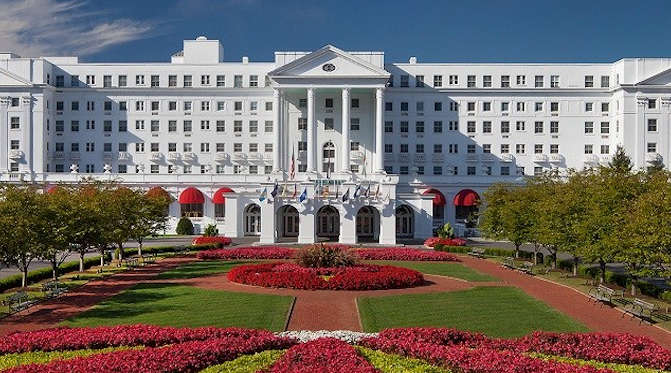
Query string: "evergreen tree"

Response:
xmin=609 ymin=145 xmax=633 ymax=174
xmin=647 ymin=156 xmax=665 ymax=174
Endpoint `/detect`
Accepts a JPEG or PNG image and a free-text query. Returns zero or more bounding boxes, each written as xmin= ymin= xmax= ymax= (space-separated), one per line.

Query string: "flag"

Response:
xmin=270 ymin=182 xmax=279 ymax=198
xmin=259 ymin=187 xmax=267 ymax=202
xmin=322 ymin=185 xmax=329 ymax=198
xmin=289 ymin=148 xmax=296 ymax=180
xmin=342 ymin=187 xmax=350 ymax=202
xmin=299 ymin=187 xmax=307 ymax=203
xmin=353 ymin=184 xmax=361 ymax=198
xmin=361 ymin=152 xmax=367 ymax=177
xmin=374 ymin=184 xmax=380 ymax=199
xmin=292 ymin=183 xmax=297 ymax=198
xmin=384 ymin=191 xmax=391 ymax=205
xmin=314 ymin=184 xmax=320 ymax=200
xmin=364 ymin=184 xmax=371 ymax=198
xmin=335 ymin=184 xmax=340 ymax=199
xmin=281 ymin=183 xmax=288 ymax=198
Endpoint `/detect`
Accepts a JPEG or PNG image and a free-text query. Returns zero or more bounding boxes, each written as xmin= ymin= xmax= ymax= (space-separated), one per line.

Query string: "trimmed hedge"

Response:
xmin=200 ymin=349 xmax=285 ymax=373
xmin=434 ymin=244 xmax=534 ymax=260
xmin=356 ymin=347 xmax=450 ymax=373
xmin=0 ymin=243 xmax=218 ymax=293
xmin=0 ymin=346 xmax=140 ymax=371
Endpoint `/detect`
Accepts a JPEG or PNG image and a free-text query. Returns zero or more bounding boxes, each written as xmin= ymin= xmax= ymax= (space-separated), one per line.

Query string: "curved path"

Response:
xmin=0 ymin=257 xmax=192 ymax=337
xmin=172 ymin=273 xmax=495 ymax=331
xmin=457 ymin=255 xmax=671 ymax=348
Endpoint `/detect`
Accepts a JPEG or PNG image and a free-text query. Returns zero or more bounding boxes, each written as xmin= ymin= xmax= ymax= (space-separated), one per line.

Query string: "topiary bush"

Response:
xmin=436 ymin=223 xmax=455 ymax=239
xmin=296 ymin=244 xmax=357 ymax=268
xmin=176 ymin=217 xmax=194 ymax=235
xmin=203 ymin=224 xmax=218 ymax=237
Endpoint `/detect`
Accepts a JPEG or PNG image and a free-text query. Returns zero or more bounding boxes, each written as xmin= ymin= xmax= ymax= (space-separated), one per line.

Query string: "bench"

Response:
xmin=2 ymin=291 xmax=36 ymax=314
xmin=588 ymin=284 xmax=620 ymax=305
xmin=624 ymin=298 xmax=658 ymax=323
xmin=518 ymin=261 xmax=535 ymax=275
xmin=468 ymin=248 xmax=486 ymax=259
xmin=122 ymin=258 xmax=140 ymax=269
xmin=502 ymin=257 xmax=516 ymax=269
xmin=173 ymin=246 xmax=189 ymax=256
xmin=41 ymin=281 xmax=66 ymax=298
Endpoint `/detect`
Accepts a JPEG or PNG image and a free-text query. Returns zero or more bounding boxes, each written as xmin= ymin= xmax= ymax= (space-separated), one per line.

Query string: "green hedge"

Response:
xmin=0 ymin=243 xmax=218 ymax=293
xmin=434 ymin=244 xmax=535 ymax=260
xmin=356 ymin=347 xmax=450 ymax=372
xmin=200 ymin=350 xmax=284 ymax=372
xmin=0 ymin=346 xmax=139 ymax=371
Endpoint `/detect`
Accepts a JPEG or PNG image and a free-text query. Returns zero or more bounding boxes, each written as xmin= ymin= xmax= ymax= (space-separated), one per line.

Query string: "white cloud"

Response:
xmin=0 ymin=0 xmax=153 ymax=57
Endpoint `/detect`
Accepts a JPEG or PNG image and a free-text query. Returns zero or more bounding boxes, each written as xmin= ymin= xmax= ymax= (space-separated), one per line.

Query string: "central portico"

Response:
xmin=257 ymin=45 xmax=399 ymax=245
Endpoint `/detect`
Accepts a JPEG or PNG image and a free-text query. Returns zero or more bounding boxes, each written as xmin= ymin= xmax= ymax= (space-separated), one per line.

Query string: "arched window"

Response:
xmin=395 ymin=205 xmax=414 ymax=238
xmin=322 ymin=141 xmax=335 ymax=174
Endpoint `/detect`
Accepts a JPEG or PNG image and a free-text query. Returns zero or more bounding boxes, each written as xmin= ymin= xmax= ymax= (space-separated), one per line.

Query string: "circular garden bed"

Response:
xmin=227 ymin=262 xmax=425 ymax=290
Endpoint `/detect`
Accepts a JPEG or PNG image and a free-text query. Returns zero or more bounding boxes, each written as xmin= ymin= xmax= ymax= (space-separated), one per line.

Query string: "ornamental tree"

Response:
xmin=479 ymin=183 xmax=534 ymax=258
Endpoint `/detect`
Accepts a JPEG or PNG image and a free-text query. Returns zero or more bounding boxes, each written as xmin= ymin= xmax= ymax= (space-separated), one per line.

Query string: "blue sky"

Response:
xmin=2 ymin=0 xmax=671 ymax=63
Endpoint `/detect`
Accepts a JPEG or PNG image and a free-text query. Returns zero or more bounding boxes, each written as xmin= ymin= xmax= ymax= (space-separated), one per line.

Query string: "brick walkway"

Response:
xmin=0 ymin=257 xmax=192 ymax=336
xmin=458 ymin=255 xmax=671 ymax=348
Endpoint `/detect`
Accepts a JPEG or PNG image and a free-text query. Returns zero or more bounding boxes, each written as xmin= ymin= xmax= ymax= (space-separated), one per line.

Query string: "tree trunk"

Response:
xmin=631 ymin=282 xmax=637 ymax=296
xmin=51 ymin=258 xmax=58 ymax=280
xmin=138 ymin=238 xmax=143 ymax=258
xmin=117 ymin=243 xmax=124 ymax=261
xmin=533 ymin=245 xmax=539 ymax=265
xmin=514 ymin=244 xmax=520 ymax=259
xmin=573 ymin=257 xmax=579 ymax=276
xmin=21 ymin=268 xmax=28 ymax=288
xmin=599 ymin=259 xmax=607 ymax=284
xmin=100 ymin=250 xmax=105 ymax=267
xmin=79 ymin=251 xmax=85 ymax=272
xmin=551 ymin=249 xmax=557 ymax=269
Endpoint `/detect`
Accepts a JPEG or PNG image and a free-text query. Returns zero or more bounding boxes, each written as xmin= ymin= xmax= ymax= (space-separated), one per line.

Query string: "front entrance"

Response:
xmin=395 ymin=205 xmax=414 ymax=238
xmin=244 ymin=204 xmax=261 ymax=236
xmin=356 ymin=206 xmax=379 ymax=242
xmin=316 ymin=205 xmax=339 ymax=240
xmin=278 ymin=205 xmax=299 ymax=238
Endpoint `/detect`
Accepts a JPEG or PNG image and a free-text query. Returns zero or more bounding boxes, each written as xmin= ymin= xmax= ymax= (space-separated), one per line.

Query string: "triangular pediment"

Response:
xmin=637 ymin=66 xmax=671 ymax=86
xmin=269 ymin=45 xmax=389 ymax=78
xmin=0 ymin=68 xmax=33 ymax=86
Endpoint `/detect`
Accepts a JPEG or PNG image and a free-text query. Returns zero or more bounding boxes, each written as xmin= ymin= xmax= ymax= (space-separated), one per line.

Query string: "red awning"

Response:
xmin=212 ymin=187 xmax=235 ymax=204
xmin=178 ymin=187 xmax=204 ymax=204
xmin=146 ymin=186 xmax=172 ymax=201
xmin=453 ymin=189 xmax=480 ymax=207
xmin=422 ymin=188 xmax=446 ymax=206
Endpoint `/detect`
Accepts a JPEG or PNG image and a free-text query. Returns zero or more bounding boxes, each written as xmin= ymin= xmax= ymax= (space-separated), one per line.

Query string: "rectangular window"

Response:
xmin=550 ymin=75 xmax=560 ymax=88
xmin=515 ymin=121 xmax=525 ymax=131
xmin=648 ymin=142 xmax=657 ymax=153
xmin=534 ymin=121 xmax=543 ymax=133
xmin=400 ymin=121 xmax=408 ymax=133
xmin=249 ymin=75 xmax=258 ymax=87
xmin=448 ymin=75 xmax=458 ymax=85
xmin=249 ymin=120 xmax=258 ymax=133
xmin=500 ymin=75 xmax=510 ymax=88
xmin=433 ymin=75 xmax=442 ymax=87
xmin=325 ymin=98 xmax=333 ymax=108
xmin=118 ymin=75 xmax=126 ymax=87
xmin=433 ymin=121 xmax=442 ymax=133
xmin=483 ymin=75 xmax=492 ymax=87
xmin=151 ymin=75 xmax=159 ymax=87
xmin=482 ymin=121 xmax=492 ymax=133
xmin=500 ymin=121 xmax=510 ymax=133
xmin=467 ymin=121 xmax=476 ymax=133
xmin=183 ymin=120 xmax=192 ymax=132
xmin=585 ymin=121 xmax=594 ymax=134
xmin=9 ymin=117 xmax=19 ymax=129
xmin=385 ymin=121 xmax=393 ymax=133
xmin=234 ymin=75 xmax=243 ymax=88
xmin=601 ymin=145 xmax=610 ymax=154
xmin=415 ymin=121 xmax=424 ymax=133
xmin=648 ymin=118 xmax=658 ymax=131
xmin=183 ymin=75 xmax=192 ymax=87
xmin=600 ymin=121 xmax=609 ymax=134
xmin=169 ymin=120 xmax=177 ymax=132
xmin=415 ymin=75 xmax=424 ymax=87
xmin=350 ymin=118 xmax=360 ymax=131
xmin=434 ymin=102 xmax=442 ymax=111
xmin=516 ymin=144 xmax=525 ymax=154
xmin=324 ymin=118 xmax=334 ymax=130
xmin=135 ymin=75 xmax=145 ymax=85
xmin=400 ymin=75 xmax=409 ymax=87
xmin=584 ymin=75 xmax=594 ymax=88
xmin=298 ymin=118 xmax=307 ymax=131
xmin=648 ymin=99 xmax=657 ymax=109
xmin=265 ymin=120 xmax=273 ymax=133
xmin=535 ymin=102 xmax=543 ymax=112
xmin=168 ymin=75 xmax=177 ymax=87
xmin=535 ymin=75 xmax=544 ymax=88
xmin=467 ymin=75 xmax=476 ymax=87
xmin=216 ymin=120 xmax=225 ymax=132
xmin=550 ymin=121 xmax=559 ymax=133
xmin=216 ymin=75 xmax=225 ymax=87
xmin=601 ymin=75 xmax=610 ymax=88
xmin=516 ymin=75 xmax=526 ymax=85
xmin=534 ymin=144 xmax=543 ymax=154
xmin=201 ymin=75 xmax=210 ymax=86
xmin=102 ymin=75 xmax=111 ymax=88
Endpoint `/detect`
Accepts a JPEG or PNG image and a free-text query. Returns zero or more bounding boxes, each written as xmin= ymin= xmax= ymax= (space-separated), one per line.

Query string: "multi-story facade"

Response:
xmin=2 ymin=36 xmax=671 ymax=244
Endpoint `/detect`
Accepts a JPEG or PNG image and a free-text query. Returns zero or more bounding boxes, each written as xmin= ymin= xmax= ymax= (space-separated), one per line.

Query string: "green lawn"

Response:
xmin=157 ymin=260 xmax=254 ymax=279
xmin=358 ymin=286 xmax=588 ymax=337
xmin=62 ymin=283 xmax=293 ymax=331
xmin=369 ymin=260 xmax=497 ymax=282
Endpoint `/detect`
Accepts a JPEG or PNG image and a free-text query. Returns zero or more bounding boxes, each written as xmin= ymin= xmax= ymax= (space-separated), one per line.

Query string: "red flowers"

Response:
xmin=266 ymin=338 xmax=378 ymax=372
xmin=191 ymin=236 xmax=232 ymax=246
xmin=0 ymin=325 xmax=279 ymax=354
xmin=355 ymin=248 xmax=459 ymax=262
xmin=227 ymin=262 xmax=425 ymax=290
xmin=424 ymin=237 xmax=467 ymax=247
xmin=197 ymin=247 xmax=295 ymax=260
xmin=198 ymin=246 xmax=459 ymax=262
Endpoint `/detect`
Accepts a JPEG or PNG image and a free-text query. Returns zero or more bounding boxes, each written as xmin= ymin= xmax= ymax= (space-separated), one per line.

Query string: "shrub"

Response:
xmin=424 ymin=238 xmax=466 ymax=247
xmin=192 ymin=236 xmax=232 ymax=247
xmin=176 ymin=217 xmax=194 ymax=235
xmin=197 ymin=247 xmax=295 ymax=260
xmin=201 ymin=349 xmax=285 ymax=372
xmin=661 ymin=290 xmax=671 ymax=303
xmin=265 ymin=338 xmax=378 ymax=373
xmin=203 ymin=224 xmax=219 ymax=237
xmin=355 ymin=248 xmax=459 ymax=262
xmin=296 ymin=244 xmax=357 ymax=268
xmin=436 ymin=223 xmax=455 ymax=239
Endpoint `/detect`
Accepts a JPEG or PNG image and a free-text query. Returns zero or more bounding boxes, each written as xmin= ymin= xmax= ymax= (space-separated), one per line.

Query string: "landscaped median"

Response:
xmin=0 ymin=325 xmax=669 ymax=372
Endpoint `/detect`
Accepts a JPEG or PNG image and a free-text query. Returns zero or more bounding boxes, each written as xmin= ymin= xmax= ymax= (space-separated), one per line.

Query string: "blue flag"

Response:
xmin=270 ymin=182 xmax=279 ymax=198
xmin=299 ymin=187 xmax=308 ymax=203
xmin=342 ymin=187 xmax=350 ymax=202
xmin=353 ymin=184 xmax=361 ymax=198
xmin=259 ymin=187 xmax=267 ymax=202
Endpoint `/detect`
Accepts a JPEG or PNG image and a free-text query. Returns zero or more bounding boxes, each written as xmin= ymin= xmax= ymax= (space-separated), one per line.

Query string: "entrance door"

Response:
xmin=282 ymin=207 xmax=299 ymax=237
xmin=356 ymin=206 xmax=378 ymax=239
xmin=244 ymin=204 xmax=261 ymax=236
xmin=395 ymin=205 xmax=414 ymax=238
xmin=316 ymin=205 xmax=339 ymax=239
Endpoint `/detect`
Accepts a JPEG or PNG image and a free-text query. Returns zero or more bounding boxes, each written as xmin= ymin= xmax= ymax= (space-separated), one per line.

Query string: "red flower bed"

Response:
xmin=509 ymin=331 xmax=671 ymax=370
xmin=266 ymin=338 xmax=378 ymax=373
xmin=227 ymin=262 xmax=425 ymax=290
xmin=192 ymin=236 xmax=232 ymax=246
xmin=424 ymin=237 xmax=467 ymax=247
xmin=0 ymin=325 xmax=278 ymax=354
xmin=355 ymin=248 xmax=459 ymax=262
xmin=7 ymin=334 xmax=294 ymax=373
xmin=196 ymin=247 xmax=295 ymax=260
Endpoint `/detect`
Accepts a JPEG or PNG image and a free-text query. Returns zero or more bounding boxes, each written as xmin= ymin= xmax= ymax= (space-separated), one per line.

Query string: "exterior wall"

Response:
xmin=2 ymin=38 xmax=671 ymax=243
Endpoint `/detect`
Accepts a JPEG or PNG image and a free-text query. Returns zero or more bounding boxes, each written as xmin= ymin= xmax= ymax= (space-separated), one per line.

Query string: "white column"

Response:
xmin=21 ymin=96 xmax=32 ymax=174
xmin=375 ymin=88 xmax=385 ymax=173
xmin=298 ymin=188 xmax=316 ymax=244
xmin=0 ymin=97 xmax=8 ymax=171
xmin=273 ymin=89 xmax=281 ymax=172
xmin=307 ymin=88 xmax=316 ymax=173
xmin=416 ymin=195 xmax=434 ymax=240
xmin=260 ymin=199 xmax=277 ymax=244
xmin=223 ymin=195 xmax=242 ymax=238
xmin=341 ymin=88 xmax=351 ymax=173
xmin=635 ymin=97 xmax=647 ymax=168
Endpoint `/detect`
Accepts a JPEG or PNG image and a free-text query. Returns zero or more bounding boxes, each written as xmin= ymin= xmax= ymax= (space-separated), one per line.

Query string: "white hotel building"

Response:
xmin=1 ymin=36 xmax=671 ymax=244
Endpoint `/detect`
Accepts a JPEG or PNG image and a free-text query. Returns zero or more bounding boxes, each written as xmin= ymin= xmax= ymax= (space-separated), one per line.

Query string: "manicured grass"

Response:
xmin=62 ymin=283 xmax=293 ymax=331
xmin=369 ymin=260 xmax=497 ymax=282
xmin=358 ymin=286 xmax=588 ymax=337
xmin=157 ymin=260 xmax=255 ymax=279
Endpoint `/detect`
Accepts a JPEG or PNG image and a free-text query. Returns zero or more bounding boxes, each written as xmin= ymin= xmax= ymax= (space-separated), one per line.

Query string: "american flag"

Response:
xmin=289 ymin=148 xmax=296 ymax=180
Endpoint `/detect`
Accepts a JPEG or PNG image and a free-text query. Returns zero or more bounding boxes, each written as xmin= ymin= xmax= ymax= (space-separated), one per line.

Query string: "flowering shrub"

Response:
xmin=196 ymin=247 xmax=295 ymax=260
xmin=296 ymin=244 xmax=357 ymax=268
xmin=265 ymin=338 xmax=378 ymax=373
xmin=191 ymin=236 xmax=232 ymax=247
xmin=0 ymin=346 xmax=139 ymax=371
xmin=227 ymin=262 xmax=425 ymax=290
xmin=424 ymin=237 xmax=467 ymax=247
xmin=6 ymin=334 xmax=294 ymax=373
xmin=0 ymin=325 xmax=278 ymax=354
xmin=355 ymin=248 xmax=459 ymax=262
